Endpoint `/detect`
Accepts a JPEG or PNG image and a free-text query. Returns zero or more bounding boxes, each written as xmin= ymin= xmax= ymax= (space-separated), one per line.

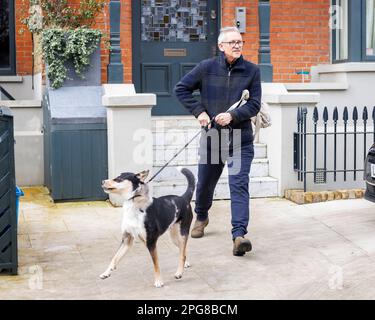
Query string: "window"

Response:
xmin=366 ymin=0 xmax=375 ymax=56
xmin=332 ymin=0 xmax=349 ymax=61
xmin=331 ymin=0 xmax=375 ymax=62
xmin=0 ymin=0 xmax=15 ymax=75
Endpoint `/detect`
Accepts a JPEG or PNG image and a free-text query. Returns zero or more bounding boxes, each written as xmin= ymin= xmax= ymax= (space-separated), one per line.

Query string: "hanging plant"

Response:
xmin=42 ymin=28 xmax=102 ymax=89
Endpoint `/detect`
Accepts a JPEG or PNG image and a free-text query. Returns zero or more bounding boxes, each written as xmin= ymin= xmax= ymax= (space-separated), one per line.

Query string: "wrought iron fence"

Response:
xmin=294 ymin=106 xmax=375 ymax=192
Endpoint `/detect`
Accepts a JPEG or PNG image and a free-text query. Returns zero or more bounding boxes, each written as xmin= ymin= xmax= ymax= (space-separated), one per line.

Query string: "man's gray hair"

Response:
xmin=218 ymin=26 xmax=241 ymax=44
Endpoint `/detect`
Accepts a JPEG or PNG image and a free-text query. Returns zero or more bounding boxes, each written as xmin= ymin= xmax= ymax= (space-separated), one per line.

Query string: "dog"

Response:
xmin=99 ymin=167 xmax=195 ymax=287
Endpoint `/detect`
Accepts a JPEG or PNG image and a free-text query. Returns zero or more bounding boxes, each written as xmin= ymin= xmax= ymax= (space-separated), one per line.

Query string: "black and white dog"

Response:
xmin=99 ymin=168 xmax=195 ymax=287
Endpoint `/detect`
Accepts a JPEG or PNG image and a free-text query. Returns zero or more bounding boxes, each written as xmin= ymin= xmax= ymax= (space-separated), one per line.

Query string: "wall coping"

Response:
xmin=0 ymin=100 xmax=42 ymax=108
xmin=312 ymin=62 xmax=375 ymax=74
xmin=0 ymin=76 xmax=23 ymax=83
xmin=263 ymin=92 xmax=320 ymax=104
xmin=102 ymin=94 xmax=157 ymax=107
xmin=285 ymin=82 xmax=349 ymax=91
xmin=102 ymin=84 xmax=156 ymax=107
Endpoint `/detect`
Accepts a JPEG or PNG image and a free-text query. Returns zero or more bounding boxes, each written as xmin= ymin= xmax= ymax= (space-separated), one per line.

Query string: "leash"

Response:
xmin=147 ymin=90 xmax=250 ymax=183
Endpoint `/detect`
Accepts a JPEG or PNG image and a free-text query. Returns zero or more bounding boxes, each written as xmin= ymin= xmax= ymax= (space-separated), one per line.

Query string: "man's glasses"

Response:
xmin=221 ymin=40 xmax=245 ymax=48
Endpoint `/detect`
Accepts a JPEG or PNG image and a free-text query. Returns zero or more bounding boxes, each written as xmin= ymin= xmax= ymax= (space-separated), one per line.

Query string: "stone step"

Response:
xmin=153 ymin=143 xmax=267 ymax=166
xmin=151 ymin=159 xmax=269 ymax=182
xmin=151 ymin=176 xmax=279 ymax=199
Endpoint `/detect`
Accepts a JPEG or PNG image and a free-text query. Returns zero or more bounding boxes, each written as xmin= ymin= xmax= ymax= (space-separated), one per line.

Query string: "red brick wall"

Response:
xmin=270 ymin=0 xmax=330 ymax=82
xmin=15 ymin=0 xmax=33 ymax=76
xmin=14 ymin=0 xmax=132 ymax=84
xmin=14 ymin=0 xmax=330 ymax=84
xmin=222 ymin=0 xmax=259 ymax=64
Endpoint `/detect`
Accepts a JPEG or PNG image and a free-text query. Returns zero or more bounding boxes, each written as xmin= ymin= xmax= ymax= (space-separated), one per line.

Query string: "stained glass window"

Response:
xmin=141 ymin=0 xmax=208 ymax=42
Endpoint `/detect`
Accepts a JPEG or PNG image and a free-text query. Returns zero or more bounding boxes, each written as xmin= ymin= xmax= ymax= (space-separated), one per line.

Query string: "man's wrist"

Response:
xmin=228 ymin=110 xmax=237 ymax=123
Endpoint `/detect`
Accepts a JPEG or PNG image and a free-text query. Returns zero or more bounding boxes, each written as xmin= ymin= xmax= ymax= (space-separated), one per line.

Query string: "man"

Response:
xmin=174 ymin=27 xmax=261 ymax=256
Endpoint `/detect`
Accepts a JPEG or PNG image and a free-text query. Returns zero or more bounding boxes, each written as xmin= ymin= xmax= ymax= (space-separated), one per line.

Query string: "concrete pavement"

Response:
xmin=1 ymin=187 xmax=375 ymax=299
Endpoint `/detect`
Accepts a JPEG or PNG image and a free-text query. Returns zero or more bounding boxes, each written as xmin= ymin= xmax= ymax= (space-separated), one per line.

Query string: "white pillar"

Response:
xmin=260 ymin=91 xmax=320 ymax=196
xmin=102 ymin=84 xmax=156 ymax=206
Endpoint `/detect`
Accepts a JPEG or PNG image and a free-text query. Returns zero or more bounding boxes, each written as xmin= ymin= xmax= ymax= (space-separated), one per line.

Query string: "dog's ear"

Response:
xmin=136 ymin=170 xmax=149 ymax=182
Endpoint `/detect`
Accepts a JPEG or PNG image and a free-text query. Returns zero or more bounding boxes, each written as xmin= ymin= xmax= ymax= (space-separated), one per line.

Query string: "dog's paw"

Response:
xmin=99 ymin=272 xmax=111 ymax=280
xmin=154 ymin=279 xmax=164 ymax=288
xmin=174 ymin=272 xmax=183 ymax=280
xmin=184 ymin=261 xmax=191 ymax=268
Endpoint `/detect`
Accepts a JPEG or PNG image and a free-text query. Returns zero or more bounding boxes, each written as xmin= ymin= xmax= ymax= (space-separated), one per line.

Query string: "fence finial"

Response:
xmin=323 ymin=107 xmax=329 ymax=122
xmin=313 ymin=107 xmax=319 ymax=123
xmin=333 ymin=107 xmax=338 ymax=122
xmin=343 ymin=107 xmax=349 ymax=121
xmin=353 ymin=107 xmax=358 ymax=121
xmin=297 ymin=107 xmax=302 ymax=123
xmin=363 ymin=107 xmax=368 ymax=121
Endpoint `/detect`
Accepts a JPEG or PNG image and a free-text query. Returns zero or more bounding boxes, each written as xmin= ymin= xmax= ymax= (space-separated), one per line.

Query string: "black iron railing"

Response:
xmin=294 ymin=106 xmax=375 ymax=192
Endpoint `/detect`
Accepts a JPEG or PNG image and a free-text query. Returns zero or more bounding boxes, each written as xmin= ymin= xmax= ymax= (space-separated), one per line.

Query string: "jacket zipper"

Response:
xmin=227 ymin=67 xmax=232 ymax=108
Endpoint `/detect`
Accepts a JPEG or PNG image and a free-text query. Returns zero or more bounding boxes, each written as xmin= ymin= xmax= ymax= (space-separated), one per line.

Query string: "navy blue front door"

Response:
xmin=132 ymin=1 xmax=220 ymax=115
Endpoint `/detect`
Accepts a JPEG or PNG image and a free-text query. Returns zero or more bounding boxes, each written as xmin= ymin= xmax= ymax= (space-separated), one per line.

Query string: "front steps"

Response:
xmin=151 ymin=116 xmax=278 ymax=199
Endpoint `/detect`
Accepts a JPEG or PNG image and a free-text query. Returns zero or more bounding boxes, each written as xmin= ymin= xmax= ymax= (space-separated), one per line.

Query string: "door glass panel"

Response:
xmin=0 ymin=0 xmax=10 ymax=68
xmin=141 ymin=0 xmax=208 ymax=42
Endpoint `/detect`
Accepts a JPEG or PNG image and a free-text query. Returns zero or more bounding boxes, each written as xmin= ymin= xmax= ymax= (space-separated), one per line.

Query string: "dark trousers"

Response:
xmin=194 ymin=128 xmax=254 ymax=239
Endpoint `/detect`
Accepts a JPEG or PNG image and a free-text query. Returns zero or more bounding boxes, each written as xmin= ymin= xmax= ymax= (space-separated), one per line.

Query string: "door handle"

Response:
xmin=211 ymin=10 xmax=217 ymax=20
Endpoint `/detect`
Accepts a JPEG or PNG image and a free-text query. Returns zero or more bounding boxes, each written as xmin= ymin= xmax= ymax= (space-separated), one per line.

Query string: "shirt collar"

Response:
xmin=218 ymin=51 xmax=245 ymax=71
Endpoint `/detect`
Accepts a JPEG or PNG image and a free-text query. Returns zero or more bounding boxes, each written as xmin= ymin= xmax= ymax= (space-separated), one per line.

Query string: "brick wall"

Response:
xmin=270 ymin=0 xmax=330 ymax=82
xmin=14 ymin=0 xmax=131 ymax=84
xmin=221 ymin=0 xmax=259 ymax=64
xmin=15 ymin=0 xmax=33 ymax=76
xmin=221 ymin=0 xmax=331 ymax=83
xmin=14 ymin=0 xmax=330 ymax=84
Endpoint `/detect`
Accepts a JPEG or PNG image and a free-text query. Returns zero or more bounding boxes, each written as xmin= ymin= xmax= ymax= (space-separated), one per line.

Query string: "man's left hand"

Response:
xmin=215 ymin=113 xmax=232 ymax=126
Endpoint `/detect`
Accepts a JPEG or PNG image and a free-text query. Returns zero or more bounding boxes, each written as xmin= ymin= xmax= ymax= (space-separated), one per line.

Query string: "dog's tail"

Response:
xmin=178 ymin=167 xmax=195 ymax=201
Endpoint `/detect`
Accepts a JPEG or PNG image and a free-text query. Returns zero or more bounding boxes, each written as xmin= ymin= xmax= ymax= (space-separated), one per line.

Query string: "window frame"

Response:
xmin=332 ymin=0 xmax=350 ymax=63
xmin=362 ymin=0 xmax=375 ymax=61
xmin=0 ymin=0 xmax=16 ymax=75
xmin=332 ymin=0 xmax=375 ymax=63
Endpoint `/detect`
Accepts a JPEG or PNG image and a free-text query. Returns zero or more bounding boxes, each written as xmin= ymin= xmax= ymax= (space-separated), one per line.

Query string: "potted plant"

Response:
xmin=21 ymin=0 xmax=106 ymax=89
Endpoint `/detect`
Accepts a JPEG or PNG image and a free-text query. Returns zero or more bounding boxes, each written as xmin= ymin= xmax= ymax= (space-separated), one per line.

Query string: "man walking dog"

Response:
xmin=174 ymin=27 xmax=261 ymax=256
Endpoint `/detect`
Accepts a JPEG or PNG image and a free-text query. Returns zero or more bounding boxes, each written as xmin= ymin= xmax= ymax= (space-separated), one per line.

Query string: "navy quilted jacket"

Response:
xmin=174 ymin=52 xmax=261 ymax=131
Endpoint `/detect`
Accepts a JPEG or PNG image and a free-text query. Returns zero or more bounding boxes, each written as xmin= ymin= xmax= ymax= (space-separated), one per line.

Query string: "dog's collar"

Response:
xmin=128 ymin=194 xmax=142 ymax=201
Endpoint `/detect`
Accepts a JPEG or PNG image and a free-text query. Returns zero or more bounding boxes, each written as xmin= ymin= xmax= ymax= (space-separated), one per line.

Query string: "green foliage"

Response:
xmin=20 ymin=0 xmax=106 ymax=89
xmin=42 ymin=28 xmax=102 ymax=89
xmin=41 ymin=0 xmax=106 ymax=29
xmin=21 ymin=0 xmax=106 ymax=32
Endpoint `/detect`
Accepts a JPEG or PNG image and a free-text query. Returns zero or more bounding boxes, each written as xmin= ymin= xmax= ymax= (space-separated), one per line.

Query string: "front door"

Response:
xmin=132 ymin=0 xmax=220 ymax=115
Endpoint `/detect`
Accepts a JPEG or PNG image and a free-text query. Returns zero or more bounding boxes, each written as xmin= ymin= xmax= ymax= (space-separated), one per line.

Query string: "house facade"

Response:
xmin=2 ymin=0 xmax=332 ymax=111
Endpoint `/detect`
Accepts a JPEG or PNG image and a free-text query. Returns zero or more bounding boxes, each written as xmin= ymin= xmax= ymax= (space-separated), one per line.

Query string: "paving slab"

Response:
xmin=1 ymin=187 xmax=375 ymax=299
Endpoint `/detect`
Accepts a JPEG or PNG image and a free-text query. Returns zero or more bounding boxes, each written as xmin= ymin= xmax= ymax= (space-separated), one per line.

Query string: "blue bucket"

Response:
xmin=15 ymin=186 xmax=24 ymax=223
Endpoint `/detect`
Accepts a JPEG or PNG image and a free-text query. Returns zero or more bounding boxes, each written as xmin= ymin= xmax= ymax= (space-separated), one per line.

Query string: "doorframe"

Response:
xmin=131 ymin=0 xmax=222 ymax=99
xmin=0 ymin=0 xmax=16 ymax=75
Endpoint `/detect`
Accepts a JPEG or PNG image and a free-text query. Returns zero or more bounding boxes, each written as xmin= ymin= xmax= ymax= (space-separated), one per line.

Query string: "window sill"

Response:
xmin=0 ymin=76 xmax=23 ymax=83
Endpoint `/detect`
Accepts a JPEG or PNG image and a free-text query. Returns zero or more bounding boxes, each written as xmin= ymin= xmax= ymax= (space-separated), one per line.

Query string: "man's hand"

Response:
xmin=197 ymin=112 xmax=211 ymax=129
xmin=215 ymin=113 xmax=233 ymax=126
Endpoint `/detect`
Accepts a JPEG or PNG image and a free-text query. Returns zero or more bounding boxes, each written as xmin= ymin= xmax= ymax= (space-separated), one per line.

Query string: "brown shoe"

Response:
xmin=233 ymin=237 xmax=252 ymax=256
xmin=191 ymin=218 xmax=209 ymax=238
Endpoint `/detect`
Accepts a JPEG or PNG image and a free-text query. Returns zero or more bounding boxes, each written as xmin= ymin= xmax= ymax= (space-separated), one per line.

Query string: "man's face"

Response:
xmin=218 ymin=31 xmax=244 ymax=63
